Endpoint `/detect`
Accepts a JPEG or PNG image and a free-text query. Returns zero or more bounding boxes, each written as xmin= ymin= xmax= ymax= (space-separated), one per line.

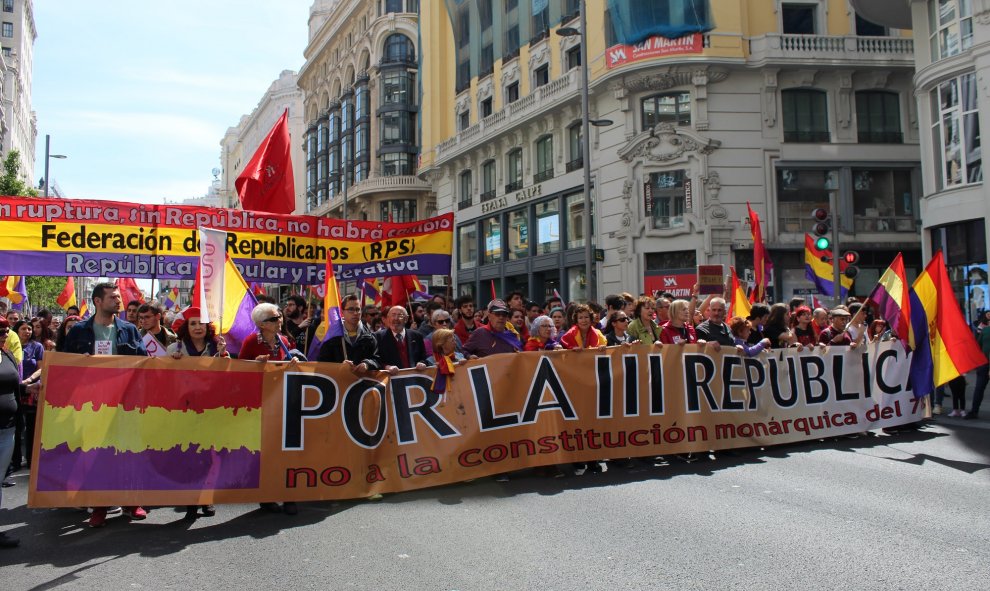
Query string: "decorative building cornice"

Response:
xmin=618 ymin=123 xmax=721 ymax=163
xmin=607 ymin=66 xmax=729 ymax=93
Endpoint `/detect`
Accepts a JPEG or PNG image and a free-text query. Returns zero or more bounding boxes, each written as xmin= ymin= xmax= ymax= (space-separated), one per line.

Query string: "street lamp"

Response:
xmin=43 ymin=134 xmax=67 ymax=197
xmin=557 ymin=3 xmax=609 ymax=303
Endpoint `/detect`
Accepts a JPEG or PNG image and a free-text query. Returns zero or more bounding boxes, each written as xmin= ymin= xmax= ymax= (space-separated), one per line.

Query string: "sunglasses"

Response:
xmin=263 ymin=315 xmax=282 ymax=323
xmin=615 ymin=317 xmax=629 ymax=323
xmin=435 ymin=318 xmax=452 ymax=325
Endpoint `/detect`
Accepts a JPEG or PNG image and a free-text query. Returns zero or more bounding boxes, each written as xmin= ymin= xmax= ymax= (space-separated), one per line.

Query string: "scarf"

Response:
xmin=574 ymin=327 xmax=605 ymax=348
xmin=526 ymin=336 xmax=556 ymax=351
xmin=431 ymin=353 xmax=457 ymax=399
xmin=184 ymin=336 xmax=218 ymax=357
xmin=485 ymin=323 xmax=522 ymax=351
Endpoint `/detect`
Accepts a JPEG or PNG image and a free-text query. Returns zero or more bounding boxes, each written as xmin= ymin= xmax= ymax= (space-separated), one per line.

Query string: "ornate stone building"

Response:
xmin=419 ymin=0 xmax=925 ymax=304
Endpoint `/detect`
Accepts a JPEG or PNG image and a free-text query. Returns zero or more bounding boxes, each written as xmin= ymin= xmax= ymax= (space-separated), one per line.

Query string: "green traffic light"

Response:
xmin=815 ymin=237 xmax=830 ymax=250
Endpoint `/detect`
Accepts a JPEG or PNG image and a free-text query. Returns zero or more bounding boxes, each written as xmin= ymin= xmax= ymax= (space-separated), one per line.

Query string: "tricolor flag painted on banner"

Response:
xmin=804 ymin=234 xmax=853 ymax=297
xmin=866 ymin=253 xmax=911 ymax=343
xmin=56 ymin=277 xmax=76 ymax=310
xmin=36 ymin=361 xmax=263 ymax=493
xmin=907 ymin=251 xmax=988 ymax=397
xmin=728 ymin=266 xmax=751 ymax=319
xmin=234 ymin=109 xmax=295 ymax=215
xmin=308 ymin=257 xmax=345 ymax=361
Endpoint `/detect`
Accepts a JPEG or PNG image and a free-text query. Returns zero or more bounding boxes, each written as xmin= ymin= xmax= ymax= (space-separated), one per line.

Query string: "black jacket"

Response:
xmin=317 ymin=324 xmax=382 ymax=370
xmin=375 ymin=328 xmax=428 ymax=369
xmin=695 ymin=320 xmax=736 ymax=346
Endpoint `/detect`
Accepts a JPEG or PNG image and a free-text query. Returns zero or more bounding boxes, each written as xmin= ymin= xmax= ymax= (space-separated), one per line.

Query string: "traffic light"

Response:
xmin=842 ymin=250 xmax=859 ymax=279
xmin=811 ymin=208 xmax=831 ymax=251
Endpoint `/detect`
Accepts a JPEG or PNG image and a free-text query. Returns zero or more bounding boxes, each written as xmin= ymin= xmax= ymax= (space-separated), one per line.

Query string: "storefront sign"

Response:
xmin=606 ymin=34 xmax=704 ymax=69
xmin=644 ymin=270 xmax=695 ymax=298
xmin=480 ymin=184 xmax=544 ymax=215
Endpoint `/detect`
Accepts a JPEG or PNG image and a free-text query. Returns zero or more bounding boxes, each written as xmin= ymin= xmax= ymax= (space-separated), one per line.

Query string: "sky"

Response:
xmin=32 ymin=1 xmax=312 ymax=204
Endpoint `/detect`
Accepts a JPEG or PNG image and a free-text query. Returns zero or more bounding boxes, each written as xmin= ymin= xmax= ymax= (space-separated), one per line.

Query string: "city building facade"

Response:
xmin=853 ymin=0 xmax=990 ymax=323
xmin=1 ymin=0 xmax=35 ymax=185
xmin=296 ymin=0 xmax=434 ymax=230
xmin=419 ymin=0 xmax=924 ymax=306
xmin=220 ymin=69 xmax=306 ymax=213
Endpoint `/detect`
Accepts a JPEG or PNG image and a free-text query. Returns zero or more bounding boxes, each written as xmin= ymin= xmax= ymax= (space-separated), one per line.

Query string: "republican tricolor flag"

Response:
xmin=307 ymin=257 xmax=345 ymax=361
xmin=0 ymin=276 xmax=28 ymax=310
xmin=866 ymin=253 xmax=910 ymax=343
xmin=728 ymin=267 xmax=751 ymax=319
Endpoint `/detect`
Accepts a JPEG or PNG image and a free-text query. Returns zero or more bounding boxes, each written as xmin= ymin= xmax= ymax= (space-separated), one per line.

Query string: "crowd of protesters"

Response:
xmin=0 ymin=276 xmax=987 ymax=547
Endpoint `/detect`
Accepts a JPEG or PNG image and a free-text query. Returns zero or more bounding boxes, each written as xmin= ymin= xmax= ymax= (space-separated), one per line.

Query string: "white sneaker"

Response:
xmin=933 ymin=405 xmax=944 ymax=415
xmin=572 ymin=466 xmax=586 ymax=476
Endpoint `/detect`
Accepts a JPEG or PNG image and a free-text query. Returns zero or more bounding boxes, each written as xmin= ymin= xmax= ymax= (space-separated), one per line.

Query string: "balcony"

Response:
xmin=747 ymin=34 xmax=914 ymax=68
xmin=435 ymin=69 xmax=581 ymax=162
xmin=534 ymin=169 xmax=554 ymax=183
xmin=505 ymin=180 xmax=523 ymax=193
xmin=458 ymin=199 xmax=472 ymax=211
xmin=307 ymin=175 xmax=430 ymax=218
xmin=784 ymin=130 xmax=831 ymax=143
xmin=480 ymin=189 xmax=497 ymax=202
xmin=566 ymin=157 xmax=583 ymax=173
xmin=857 ymin=131 xmax=903 ymax=144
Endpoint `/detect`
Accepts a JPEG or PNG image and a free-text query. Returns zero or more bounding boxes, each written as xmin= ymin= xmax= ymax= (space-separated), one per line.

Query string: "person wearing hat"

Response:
xmin=464 ymin=299 xmax=522 ymax=358
xmin=817 ymin=306 xmax=854 ymax=346
xmin=166 ymin=307 xmax=228 ymax=358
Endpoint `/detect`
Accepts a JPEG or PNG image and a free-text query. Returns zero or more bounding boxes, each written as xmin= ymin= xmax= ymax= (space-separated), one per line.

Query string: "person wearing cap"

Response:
xmin=464 ymin=299 xmax=522 ymax=358
xmin=62 ymin=282 xmax=149 ymax=528
xmin=818 ymin=306 xmax=854 ymax=346
xmin=166 ymin=308 xmax=228 ymax=358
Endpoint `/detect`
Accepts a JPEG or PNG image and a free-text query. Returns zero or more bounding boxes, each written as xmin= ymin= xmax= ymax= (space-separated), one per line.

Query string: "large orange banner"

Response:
xmin=29 ymin=343 xmax=924 ymax=507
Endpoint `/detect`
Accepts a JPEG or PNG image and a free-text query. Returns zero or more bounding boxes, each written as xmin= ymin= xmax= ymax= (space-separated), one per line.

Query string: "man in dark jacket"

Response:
xmin=376 ymin=306 xmax=428 ymax=373
xmin=464 ymin=299 xmax=522 ymax=358
xmin=62 ymin=281 xmax=148 ymax=528
xmin=318 ymin=294 xmax=382 ymax=374
xmin=695 ymin=297 xmax=735 ymax=349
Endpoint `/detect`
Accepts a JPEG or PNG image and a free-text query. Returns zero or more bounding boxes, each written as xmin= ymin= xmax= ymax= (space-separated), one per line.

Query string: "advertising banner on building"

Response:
xmin=0 ymin=196 xmax=453 ymax=284
xmin=30 ymin=343 xmax=924 ymax=507
xmin=606 ymin=33 xmax=703 ymax=69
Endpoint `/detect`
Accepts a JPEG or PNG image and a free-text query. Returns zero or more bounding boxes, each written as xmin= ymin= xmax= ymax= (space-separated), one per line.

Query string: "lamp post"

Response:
xmin=558 ymin=3 xmax=611 ymax=303
xmin=43 ymin=134 xmax=68 ymax=197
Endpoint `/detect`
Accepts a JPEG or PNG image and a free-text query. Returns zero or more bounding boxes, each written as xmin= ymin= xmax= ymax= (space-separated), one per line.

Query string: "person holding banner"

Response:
xmin=166 ymin=308 xmax=228 ymax=359
xmin=137 ymin=303 xmax=176 ymax=351
xmin=317 ymin=294 xmax=382 ymax=374
xmin=377 ymin=306 xmax=428 ymax=372
xmin=63 ymin=282 xmax=148 ymax=527
xmin=627 ymin=297 xmax=662 ymax=345
xmin=525 ymin=316 xmax=562 ymax=351
xmin=659 ymin=300 xmax=700 ymax=345
xmin=559 ymin=304 xmax=607 ymax=350
xmin=464 ymin=300 xmax=522 ymax=358
xmin=605 ymin=311 xmax=636 ymax=346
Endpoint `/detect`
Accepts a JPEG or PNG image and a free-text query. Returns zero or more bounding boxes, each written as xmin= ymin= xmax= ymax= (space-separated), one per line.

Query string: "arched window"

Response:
xmin=383 ymin=34 xmax=414 ymax=64
xmin=782 ymin=89 xmax=830 ymax=143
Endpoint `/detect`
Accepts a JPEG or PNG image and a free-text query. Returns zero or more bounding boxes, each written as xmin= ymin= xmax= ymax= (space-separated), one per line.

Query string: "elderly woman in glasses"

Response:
xmin=238 ymin=302 xmax=294 ymax=362
xmin=525 ymin=315 xmax=562 ymax=351
xmin=423 ymin=309 xmax=464 ymax=358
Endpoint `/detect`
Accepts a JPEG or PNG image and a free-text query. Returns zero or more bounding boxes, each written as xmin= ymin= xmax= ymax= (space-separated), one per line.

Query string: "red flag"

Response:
xmin=490 ymin=280 xmax=497 ymax=301
xmin=115 ymin=277 xmax=145 ymax=305
xmin=56 ymin=277 xmax=76 ymax=309
xmin=235 ymin=109 xmax=296 ymax=215
xmin=746 ymin=202 xmax=772 ymax=303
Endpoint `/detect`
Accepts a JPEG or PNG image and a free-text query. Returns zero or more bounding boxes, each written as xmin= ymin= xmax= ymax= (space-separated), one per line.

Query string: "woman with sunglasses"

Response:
xmin=0 ymin=318 xmax=22 ymax=547
xmin=238 ymin=303 xmax=294 ymax=362
xmin=423 ymin=309 xmax=464 ymax=358
xmin=606 ymin=311 xmax=636 ymax=346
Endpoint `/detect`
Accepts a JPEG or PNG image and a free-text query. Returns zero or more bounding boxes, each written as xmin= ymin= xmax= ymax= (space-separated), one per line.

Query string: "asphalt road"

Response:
xmin=0 ymin=417 xmax=987 ymax=591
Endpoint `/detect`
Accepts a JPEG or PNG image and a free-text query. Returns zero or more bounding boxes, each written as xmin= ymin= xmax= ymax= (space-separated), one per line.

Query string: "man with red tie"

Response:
xmin=376 ymin=306 xmax=428 ymax=374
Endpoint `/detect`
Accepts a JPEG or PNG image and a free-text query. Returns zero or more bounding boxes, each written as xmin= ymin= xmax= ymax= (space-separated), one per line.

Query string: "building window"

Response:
xmin=856 ymin=91 xmax=902 ymax=143
xmin=855 ymin=14 xmax=887 ymax=36
xmin=566 ymin=45 xmax=581 ymax=70
xmin=851 ymin=169 xmax=917 ymax=232
xmin=383 ymin=33 xmax=414 ymax=64
xmin=536 ymin=199 xmax=560 ymax=254
xmin=535 ymin=136 xmax=554 ymax=183
xmin=481 ymin=97 xmax=493 ymax=118
xmin=482 ymin=160 xmax=496 ymax=201
xmin=381 ymin=111 xmax=414 ymax=145
xmin=642 ymin=92 xmax=691 ymax=130
xmin=480 ymin=44 xmax=495 ymax=76
xmin=932 ymin=72 xmax=982 ymax=188
xmin=407 ymin=0 xmax=419 ymax=13
xmin=503 ymin=0 xmax=520 ymax=60
xmin=382 ymin=153 xmax=414 ymax=177
xmin=384 ymin=0 xmax=403 ymax=13
xmin=381 ymin=199 xmax=417 ymax=223
xmin=458 ymin=110 xmax=470 ymax=131
xmin=562 ymin=0 xmax=580 ymax=19
xmin=459 ymin=224 xmax=478 ymax=269
xmin=647 ymin=171 xmax=687 ymax=229
xmin=567 ymin=124 xmax=583 ymax=172
xmin=506 ymin=148 xmax=523 ymax=191
xmin=381 ymin=70 xmax=414 ymax=106
xmin=506 ymin=82 xmax=520 ymax=104
xmin=566 ymin=193 xmax=592 ymax=249
xmin=508 ymin=209 xmax=529 ymax=260
xmin=2 ymin=1 xmax=11 ymax=13
xmin=782 ymin=89 xmax=830 ymax=142
xmin=1 ymin=47 xmax=9 ymax=57
xmin=459 ymin=171 xmax=473 ymax=208
xmin=531 ymin=0 xmax=550 ymax=44
xmin=781 ymin=3 xmax=817 ymax=34
xmin=482 ymin=216 xmax=502 ymax=265
xmin=534 ymin=64 xmax=550 ymax=88
xmin=1 ymin=22 xmax=11 ymax=37
xmin=929 ymin=0 xmax=973 ymax=60
xmin=776 ymin=168 xmax=836 ymax=233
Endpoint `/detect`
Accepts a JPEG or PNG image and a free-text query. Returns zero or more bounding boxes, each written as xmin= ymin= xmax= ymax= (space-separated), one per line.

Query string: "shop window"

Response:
xmin=482 ymin=216 xmax=502 ymax=265
xmin=459 ymin=224 xmax=478 ymax=270
xmin=566 ymin=192 xmax=593 ymax=249
xmin=508 ymin=209 xmax=529 ymax=260
xmin=536 ymin=199 xmax=560 ymax=255
xmin=776 ymin=168 xmax=836 ymax=233
xmin=851 ymin=169 xmax=917 ymax=232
